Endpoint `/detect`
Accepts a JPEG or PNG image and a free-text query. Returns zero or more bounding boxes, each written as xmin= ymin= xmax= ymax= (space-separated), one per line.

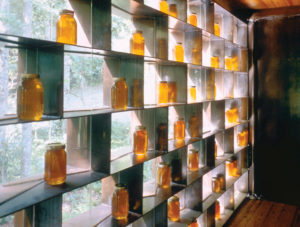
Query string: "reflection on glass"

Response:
xmin=112 ymin=183 xmax=129 ymax=220
xmin=56 ymin=10 xmax=77 ymax=45
xmin=212 ymin=177 xmax=221 ymax=193
xmin=192 ymin=48 xmax=201 ymax=65
xmin=188 ymin=149 xmax=199 ymax=172
xmin=158 ymin=81 xmax=168 ymax=104
xmin=132 ymin=79 xmax=143 ymax=107
xmin=188 ymin=114 xmax=200 ymax=138
xmin=174 ymin=117 xmax=185 ymax=140
xmin=225 ymin=57 xmax=233 ymax=70
xmin=168 ymin=81 xmax=177 ymax=103
xmin=111 ymin=77 xmax=128 ymax=110
xmin=217 ymin=174 xmax=225 ymax=190
xmin=188 ymin=13 xmax=197 ymax=27
xmin=237 ymin=130 xmax=248 ymax=147
xmin=168 ymin=196 xmax=180 ymax=222
xmin=157 ymin=162 xmax=171 ymax=188
xmin=157 ymin=123 xmax=168 ymax=151
xmin=174 ymin=42 xmax=184 ymax=62
xmin=130 ymin=31 xmax=145 ymax=56
xmin=133 ymin=126 xmax=148 ymax=155
xmin=211 ymin=56 xmax=220 ymax=68
xmin=169 ymin=4 xmax=178 ymax=18
xmin=158 ymin=39 xmax=167 ymax=59
xmin=232 ymin=56 xmax=239 ymax=71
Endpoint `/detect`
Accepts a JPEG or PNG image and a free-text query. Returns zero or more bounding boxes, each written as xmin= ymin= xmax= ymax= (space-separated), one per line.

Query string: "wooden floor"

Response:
xmin=225 ymin=199 xmax=300 ymax=227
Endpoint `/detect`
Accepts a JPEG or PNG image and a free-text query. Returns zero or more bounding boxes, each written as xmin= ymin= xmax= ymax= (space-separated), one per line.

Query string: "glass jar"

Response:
xmin=174 ymin=42 xmax=184 ymax=62
xmin=188 ymin=13 xmax=197 ymax=27
xmin=226 ymin=158 xmax=236 ymax=177
xmin=157 ymin=162 xmax=171 ymax=188
xmin=215 ymin=200 xmax=220 ymax=220
xmin=212 ymin=177 xmax=221 ymax=193
xmin=188 ymin=221 xmax=198 ymax=227
xmin=174 ymin=117 xmax=185 ymax=140
xmin=17 ymin=73 xmax=44 ymax=121
xmin=131 ymin=30 xmax=145 ymax=56
xmin=214 ymin=23 xmax=220 ymax=37
xmin=159 ymin=0 xmax=169 ymax=14
xmin=188 ymin=114 xmax=200 ymax=138
xmin=168 ymin=196 xmax=180 ymax=222
xmin=158 ymin=81 xmax=168 ymax=104
xmin=217 ymin=174 xmax=225 ymax=190
xmin=169 ymin=4 xmax=178 ymax=17
xmin=157 ymin=123 xmax=168 ymax=151
xmin=226 ymin=107 xmax=238 ymax=123
xmin=168 ymin=81 xmax=177 ymax=103
xmin=232 ymin=56 xmax=239 ymax=71
xmin=112 ymin=183 xmax=129 ymax=220
xmin=56 ymin=9 xmax=77 ymax=45
xmin=188 ymin=149 xmax=199 ymax=172
xmin=132 ymin=79 xmax=143 ymax=107
xmin=189 ymin=86 xmax=196 ymax=102
xmin=133 ymin=126 xmax=148 ymax=155
xmin=44 ymin=143 xmax=66 ymax=185
xmin=211 ymin=56 xmax=220 ymax=68
xmin=237 ymin=130 xmax=248 ymax=147
xmin=192 ymin=48 xmax=201 ymax=65
xmin=225 ymin=56 xmax=233 ymax=70
xmin=111 ymin=77 xmax=128 ymax=110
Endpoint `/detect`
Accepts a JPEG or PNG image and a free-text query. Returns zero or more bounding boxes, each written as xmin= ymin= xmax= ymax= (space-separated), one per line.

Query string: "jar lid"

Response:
xmin=177 ymin=42 xmax=182 ymax=45
xmin=21 ymin=73 xmax=39 ymax=79
xmin=190 ymin=85 xmax=196 ymax=88
xmin=192 ymin=13 xmax=197 ymax=15
xmin=115 ymin=183 xmax=127 ymax=189
xmin=169 ymin=4 xmax=177 ymax=7
xmin=158 ymin=162 xmax=169 ymax=168
xmin=169 ymin=195 xmax=179 ymax=202
xmin=189 ymin=149 xmax=198 ymax=154
xmin=217 ymin=173 xmax=224 ymax=178
xmin=212 ymin=177 xmax=219 ymax=181
xmin=177 ymin=117 xmax=184 ymax=121
xmin=46 ymin=143 xmax=65 ymax=150
xmin=135 ymin=30 xmax=143 ymax=34
xmin=136 ymin=125 xmax=146 ymax=130
xmin=60 ymin=9 xmax=74 ymax=15
xmin=160 ymin=81 xmax=167 ymax=83
xmin=113 ymin=77 xmax=125 ymax=81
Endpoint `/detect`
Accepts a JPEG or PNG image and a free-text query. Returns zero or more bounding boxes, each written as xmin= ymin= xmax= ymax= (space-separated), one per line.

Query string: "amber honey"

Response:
xmin=237 ymin=130 xmax=248 ymax=146
xmin=44 ymin=143 xmax=66 ymax=185
xmin=131 ymin=30 xmax=145 ymax=56
xmin=217 ymin=174 xmax=225 ymax=190
xmin=188 ymin=221 xmax=198 ymax=227
xmin=226 ymin=107 xmax=238 ymax=123
xmin=211 ymin=56 xmax=220 ymax=68
xmin=174 ymin=117 xmax=185 ymax=140
xmin=56 ymin=10 xmax=77 ymax=45
xmin=159 ymin=0 xmax=169 ymax=14
xmin=188 ymin=149 xmax=199 ymax=172
xmin=168 ymin=81 xmax=177 ymax=103
xmin=17 ymin=74 xmax=44 ymax=121
xmin=214 ymin=23 xmax=220 ymax=37
xmin=192 ymin=48 xmax=201 ymax=65
xmin=188 ymin=13 xmax=197 ymax=27
xmin=215 ymin=200 xmax=221 ymax=220
xmin=168 ymin=196 xmax=180 ymax=222
xmin=169 ymin=4 xmax=178 ymax=17
xmin=212 ymin=177 xmax=221 ymax=193
xmin=133 ymin=126 xmax=148 ymax=155
xmin=225 ymin=57 xmax=233 ymax=70
xmin=132 ymin=79 xmax=143 ymax=107
xmin=174 ymin=42 xmax=184 ymax=62
xmin=112 ymin=184 xmax=129 ymax=220
xmin=158 ymin=39 xmax=167 ymax=59
xmin=189 ymin=86 xmax=197 ymax=102
xmin=226 ymin=158 xmax=238 ymax=177
xmin=188 ymin=114 xmax=200 ymax=138
xmin=157 ymin=123 xmax=168 ymax=151
xmin=157 ymin=162 xmax=171 ymax=188
xmin=158 ymin=81 xmax=168 ymax=104
xmin=232 ymin=56 xmax=239 ymax=71
xmin=111 ymin=77 xmax=128 ymax=110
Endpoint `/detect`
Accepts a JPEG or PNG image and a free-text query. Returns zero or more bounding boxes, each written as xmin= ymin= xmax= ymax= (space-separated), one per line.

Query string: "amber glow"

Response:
xmin=237 ymin=130 xmax=248 ymax=146
xmin=211 ymin=56 xmax=220 ymax=68
xmin=217 ymin=174 xmax=225 ymax=190
xmin=188 ymin=150 xmax=199 ymax=172
xmin=111 ymin=78 xmax=128 ymax=110
xmin=192 ymin=48 xmax=201 ymax=65
xmin=17 ymin=74 xmax=44 ymax=121
xmin=132 ymin=79 xmax=143 ymax=107
xmin=133 ymin=126 xmax=148 ymax=155
xmin=232 ymin=56 xmax=239 ymax=71
xmin=226 ymin=107 xmax=239 ymax=123
xmin=214 ymin=23 xmax=220 ymax=37
xmin=159 ymin=0 xmax=169 ymax=14
xmin=212 ymin=177 xmax=221 ymax=193
xmin=157 ymin=163 xmax=171 ymax=188
xmin=225 ymin=57 xmax=233 ymax=70
xmin=131 ymin=31 xmax=145 ymax=56
xmin=168 ymin=82 xmax=177 ymax=103
xmin=174 ymin=43 xmax=184 ymax=62
xmin=158 ymin=81 xmax=168 ymax=104
xmin=215 ymin=201 xmax=221 ymax=220
xmin=188 ymin=221 xmax=198 ymax=227
xmin=189 ymin=86 xmax=197 ymax=102
xmin=188 ymin=13 xmax=197 ymax=27
xmin=168 ymin=196 xmax=180 ymax=222
xmin=169 ymin=4 xmax=178 ymax=17
xmin=56 ymin=10 xmax=77 ymax=45
xmin=174 ymin=118 xmax=185 ymax=140
xmin=188 ymin=115 xmax=200 ymax=138
xmin=226 ymin=159 xmax=238 ymax=177
xmin=157 ymin=123 xmax=168 ymax=151
xmin=112 ymin=185 xmax=129 ymax=220
xmin=44 ymin=144 xmax=66 ymax=185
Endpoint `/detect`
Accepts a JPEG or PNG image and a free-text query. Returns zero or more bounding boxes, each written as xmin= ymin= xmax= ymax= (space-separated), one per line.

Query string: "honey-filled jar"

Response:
xmin=157 ymin=162 xmax=171 ymax=188
xmin=211 ymin=56 xmax=220 ymax=68
xmin=217 ymin=174 xmax=225 ymax=190
xmin=157 ymin=123 xmax=168 ymax=151
xmin=188 ymin=149 xmax=199 ymax=172
xmin=17 ymin=73 xmax=44 ymax=121
xmin=131 ymin=30 xmax=145 ymax=56
xmin=168 ymin=196 xmax=180 ymax=222
xmin=188 ymin=13 xmax=197 ymax=27
xmin=232 ymin=56 xmax=239 ymax=71
xmin=226 ymin=107 xmax=238 ymax=123
xmin=56 ymin=9 xmax=77 ymax=45
xmin=237 ymin=130 xmax=248 ymax=147
xmin=174 ymin=42 xmax=184 ymax=62
xmin=132 ymin=79 xmax=143 ymax=107
xmin=111 ymin=77 xmax=128 ymax=110
xmin=168 ymin=81 xmax=177 ymax=103
xmin=188 ymin=220 xmax=198 ymax=227
xmin=226 ymin=157 xmax=237 ymax=177
xmin=225 ymin=57 xmax=233 ymax=70
xmin=174 ymin=117 xmax=185 ymax=140
xmin=159 ymin=0 xmax=169 ymax=14
xmin=133 ymin=126 xmax=148 ymax=155
xmin=189 ymin=86 xmax=197 ymax=102
xmin=158 ymin=81 xmax=168 ymax=104
xmin=215 ymin=200 xmax=221 ymax=220
xmin=192 ymin=48 xmax=201 ymax=65
xmin=214 ymin=23 xmax=220 ymax=37
xmin=112 ymin=183 xmax=129 ymax=220
xmin=212 ymin=177 xmax=221 ymax=193
xmin=169 ymin=4 xmax=178 ymax=18
xmin=188 ymin=114 xmax=200 ymax=138
xmin=44 ymin=143 xmax=66 ymax=186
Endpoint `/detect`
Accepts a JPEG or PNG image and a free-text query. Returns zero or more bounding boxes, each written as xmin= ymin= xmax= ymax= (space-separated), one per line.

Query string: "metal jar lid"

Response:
xmin=46 ymin=142 xmax=65 ymax=150
xmin=21 ymin=73 xmax=39 ymax=79
xmin=60 ymin=9 xmax=74 ymax=15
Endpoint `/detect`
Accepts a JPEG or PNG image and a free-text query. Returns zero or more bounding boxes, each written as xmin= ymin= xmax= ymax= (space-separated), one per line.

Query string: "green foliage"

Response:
xmin=111 ymin=120 xmax=130 ymax=149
